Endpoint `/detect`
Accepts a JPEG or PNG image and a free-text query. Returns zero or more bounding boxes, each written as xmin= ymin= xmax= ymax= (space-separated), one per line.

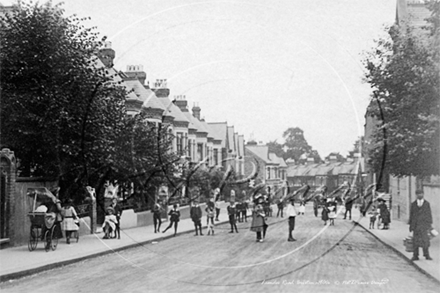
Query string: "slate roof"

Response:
xmin=201 ymin=120 xmax=214 ymax=139
xmin=246 ymin=145 xmax=287 ymax=168
xmin=286 ymin=163 xmax=318 ymax=177
xmin=246 ymin=145 xmax=270 ymax=163
xmin=182 ymin=112 xmax=198 ymax=131
xmin=124 ymin=79 xmax=165 ymax=112
xmin=157 ymin=98 xmax=190 ymax=124
xmin=191 ymin=116 xmax=209 ymax=134
xmin=269 ymin=153 xmax=287 ymax=168
xmin=287 ymin=160 xmax=361 ymax=178
xmin=208 ymin=122 xmax=228 ymax=147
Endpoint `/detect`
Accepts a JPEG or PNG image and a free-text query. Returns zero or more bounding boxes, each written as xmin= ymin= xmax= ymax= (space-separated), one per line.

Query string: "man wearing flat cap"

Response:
xmin=409 ymin=189 xmax=433 ymax=261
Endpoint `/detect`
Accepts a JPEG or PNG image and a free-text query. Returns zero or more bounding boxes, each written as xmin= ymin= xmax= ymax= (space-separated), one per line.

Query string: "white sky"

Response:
xmin=3 ymin=0 xmax=397 ymax=157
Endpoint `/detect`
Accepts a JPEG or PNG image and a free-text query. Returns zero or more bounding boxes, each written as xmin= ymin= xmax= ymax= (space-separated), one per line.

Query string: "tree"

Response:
xmin=282 ymin=127 xmax=313 ymax=162
xmin=307 ymin=149 xmax=322 ymax=163
xmin=0 ymin=2 xmax=126 ymax=199
xmin=267 ymin=140 xmax=284 ymax=158
xmin=363 ymin=1 xmax=440 ymax=177
xmin=348 ymin=136 xmax=364 ymax=158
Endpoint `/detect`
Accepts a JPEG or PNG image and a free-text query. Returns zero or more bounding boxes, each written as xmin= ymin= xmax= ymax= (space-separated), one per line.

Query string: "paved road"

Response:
xmin=1 ymin=210 xmax=439 ymax=293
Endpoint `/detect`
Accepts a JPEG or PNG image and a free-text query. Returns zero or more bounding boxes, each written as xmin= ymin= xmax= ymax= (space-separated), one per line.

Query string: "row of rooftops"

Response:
xmin=95 ymin=43 xmax=245 ymax=153
xmin=286 ymin=158 xmax=364 ymax=178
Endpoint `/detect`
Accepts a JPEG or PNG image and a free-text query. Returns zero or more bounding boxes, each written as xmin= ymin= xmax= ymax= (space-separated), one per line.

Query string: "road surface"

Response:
xmin=1 ymin=207 xmax=439 ymax=293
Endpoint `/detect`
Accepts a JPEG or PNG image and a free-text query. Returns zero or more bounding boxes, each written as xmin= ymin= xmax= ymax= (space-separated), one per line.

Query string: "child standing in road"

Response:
xmin=163 ymin=204 xmax=180 ymax=236
xmin=206 ymin=203 xmax=215 ymax=235
xmin=190 ymin=200 xmax=203 ymax=236
xmin=227 ymin=201 xmax=239 ymax=233
xmin=62 ymin=199 xmax=79 ymax=244
xmin=250 ymin=203 xmax=267 ymax=242
xmin=368 ymin=206 xmax=378 ymax=229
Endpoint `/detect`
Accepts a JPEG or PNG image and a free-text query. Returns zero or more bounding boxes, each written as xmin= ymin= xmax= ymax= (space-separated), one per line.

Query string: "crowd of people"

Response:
xmin=38 ymin=184 xmax=434 ymax=263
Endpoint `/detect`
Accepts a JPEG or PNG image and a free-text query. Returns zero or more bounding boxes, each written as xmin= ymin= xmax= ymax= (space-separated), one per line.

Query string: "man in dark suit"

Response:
xmin=409 ymin=189 xmax=433 ymax=261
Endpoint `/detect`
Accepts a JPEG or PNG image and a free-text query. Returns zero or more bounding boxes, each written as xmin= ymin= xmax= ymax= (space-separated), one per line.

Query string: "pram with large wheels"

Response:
xmin=27 ymin=188 xmax=61 ymax=252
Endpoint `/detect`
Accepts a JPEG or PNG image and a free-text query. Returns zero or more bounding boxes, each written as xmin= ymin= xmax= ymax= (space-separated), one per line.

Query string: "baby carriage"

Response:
xmin=27 ymin=187 xmax=61 ymax=252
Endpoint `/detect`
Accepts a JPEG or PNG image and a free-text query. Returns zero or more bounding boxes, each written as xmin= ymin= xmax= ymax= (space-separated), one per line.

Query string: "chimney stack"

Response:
xmin=98 ymin=41 xmax=115 ymax=68
xmin=152 ymin=79 xmax=170 ymax=98
xmin=124 ymin=65 xmax=147 ymax=85
xmin=192 ymin=102 xmax=201 ymax=120
xmin=174 ymin=95 xmax=188 ymax=112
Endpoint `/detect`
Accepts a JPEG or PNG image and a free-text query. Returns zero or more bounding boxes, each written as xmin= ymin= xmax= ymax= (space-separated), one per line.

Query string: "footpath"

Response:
xmin=0 ymin=206 xmax=232 ymax=282
xmin=351 ymin=208 xmax=440 ymax=283
xmin=0 ymin=204 xmax=439 ymax=283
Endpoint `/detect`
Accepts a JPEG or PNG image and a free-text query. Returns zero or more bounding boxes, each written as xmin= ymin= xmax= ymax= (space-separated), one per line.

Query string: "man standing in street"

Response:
xmin=409 ymin=189 xmax=433 ymax=261
xmin=344 ymin=197 xmax=353 ymax=220
xmin=190 ymin=200 xmax=203 ymax=236
xmin=286 ymin=197 xmax=297 ymax=242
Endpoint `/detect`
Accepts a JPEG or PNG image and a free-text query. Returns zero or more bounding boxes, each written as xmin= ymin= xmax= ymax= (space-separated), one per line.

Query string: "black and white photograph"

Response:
xmin=0 ymin=0 xmax=439 ymax=292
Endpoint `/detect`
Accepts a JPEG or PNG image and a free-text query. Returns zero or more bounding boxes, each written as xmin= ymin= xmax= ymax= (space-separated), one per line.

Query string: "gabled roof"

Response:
xmin=158 ymin=98 xmax=189 ymax=124
xmin=331 ymin=160 xmax=360 ymax=175
xmin=313 ymin=163 xmax=337 ymax=176
xmin=92 ymin=58 xmax=139 ymax=109
xmin=208 ymin=122 xmax=228 ymax=147
xmin=182 ymin=112 xmax=197 ymax=131
xmin=247 ymin=145 xmax=286 ymax=168
xmin=287 ymin=163 xmax=318 ymax=177
xmin=191 ymin=116 xmax=209 ymax=134
xmin=246 ymin=145 xmax=270 ymax=163
xmin=269 ymin=153 xmax=287 ymax=168
xmin=201 ymin=120 xmax=214 ymax=139
xmin=124 ymin=79 xmax=165 ymax=111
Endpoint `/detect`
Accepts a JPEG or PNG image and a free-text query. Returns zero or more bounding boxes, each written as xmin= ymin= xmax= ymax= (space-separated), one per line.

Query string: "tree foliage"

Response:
xmin=363 ymin=2 xmax=440 ymax=177
xmin=0 ymin=2 xmax=178 ymax=203
xmin=282 ymin=127 xmax=321 ymax=163
xmin=267 ymin=140 xmax=284 ymax=158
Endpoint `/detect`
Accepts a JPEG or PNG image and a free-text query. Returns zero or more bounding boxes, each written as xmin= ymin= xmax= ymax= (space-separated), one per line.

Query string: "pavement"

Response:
xmin=351 ymin=207 xmax=440 ymax=283
xmin=0 ymin=204 xmax=439 ymax=284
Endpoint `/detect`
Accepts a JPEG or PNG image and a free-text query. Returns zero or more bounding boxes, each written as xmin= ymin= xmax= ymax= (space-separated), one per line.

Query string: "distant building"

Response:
xmin=245 ymin=142 xmax=287 ymax=199
xmin=286 ymin=157 xmax=364 ymax=194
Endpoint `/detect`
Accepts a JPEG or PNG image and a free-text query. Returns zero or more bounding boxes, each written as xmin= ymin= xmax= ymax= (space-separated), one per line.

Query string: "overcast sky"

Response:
xmin=3 ymin=0 xmax=397 ymax=157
